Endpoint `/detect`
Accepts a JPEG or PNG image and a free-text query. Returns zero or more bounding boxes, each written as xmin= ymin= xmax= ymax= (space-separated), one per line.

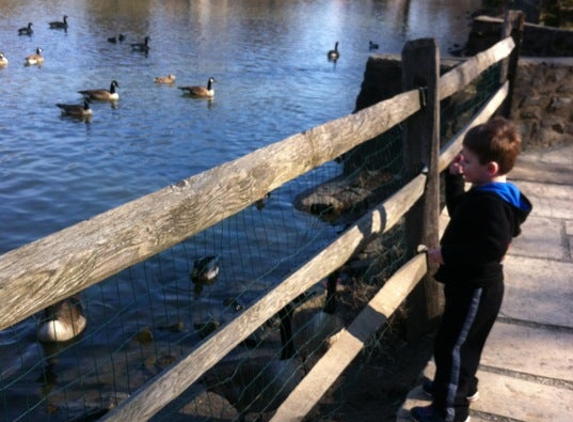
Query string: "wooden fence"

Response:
xmin=0 ymin=11 xmax=522 ymax=422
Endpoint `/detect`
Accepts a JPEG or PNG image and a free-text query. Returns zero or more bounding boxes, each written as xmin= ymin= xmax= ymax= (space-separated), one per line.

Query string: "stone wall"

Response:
xmin=352 ymin=55 xmax=573 ymax=154
xmin=511 ymin=57 xmax=573 ymax=149
xmin=467 ymin=15 xmax=573 ymax=57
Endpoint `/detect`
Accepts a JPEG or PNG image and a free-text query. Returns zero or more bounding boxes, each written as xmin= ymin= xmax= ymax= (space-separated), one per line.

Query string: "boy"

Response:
xmin=410 ymin=117 xmax=532 ymax=422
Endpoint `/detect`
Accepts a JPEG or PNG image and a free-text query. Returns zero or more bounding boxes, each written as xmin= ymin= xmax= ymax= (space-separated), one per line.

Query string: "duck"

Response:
xmin=369 ymin=40 xmax=379 ymax=51
xmin=178 ymin=77 xmax=216 ymax=98
xmin=56 ymin=100 xmax=93 ymax=118
xmin=118 ymin=33 xmax=126 ymax=42
xmin=190 ymin=255 xmax=220 ymax=297
xmin=131 ymin=36 xmax=150 ymax=53
xmin=0 ymin=52 xmax=8 ymax=67
xmin=18 ymin=22 xmax=33 ymax=36
xmin=78 ymin=80 xmax=119 ymax=101
xmin=49 ymin=15 xmax=68 ymax=30
xmin=327 ymin=41 xmax=340 ymax=61
xmin=37 ymin=294 xmax=87 ymax=343
xmin=154 ymin=74 xmax=176 ymax=84
xmin=292 ymin=270 xmax=344 ymax=363
xmin=25 ymin=47 xmax=44 ymax=66
xmin=202 ymin=302 xmax=305 ymax=421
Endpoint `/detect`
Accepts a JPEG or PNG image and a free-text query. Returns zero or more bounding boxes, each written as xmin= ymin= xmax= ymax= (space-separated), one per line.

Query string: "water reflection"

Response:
xmin=0 ymin=1 xmax=482 ymax=420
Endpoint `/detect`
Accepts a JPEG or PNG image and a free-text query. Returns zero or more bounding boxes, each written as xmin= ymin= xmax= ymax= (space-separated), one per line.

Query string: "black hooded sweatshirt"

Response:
xmin=434 ymin=172 xmax=532 ymax=288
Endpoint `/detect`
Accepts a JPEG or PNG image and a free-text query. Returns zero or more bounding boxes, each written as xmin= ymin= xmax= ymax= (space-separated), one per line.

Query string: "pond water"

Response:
xmin=0 ymin=1 xmax=482 ymax=420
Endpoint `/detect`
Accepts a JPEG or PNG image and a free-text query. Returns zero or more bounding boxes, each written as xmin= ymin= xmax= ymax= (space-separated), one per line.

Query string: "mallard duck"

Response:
xmin=327 ymin=41 xmax=340 ymax=61
xmin=49 ymin=15 xmax=68 ymax=29
xmin=18 ymin=22 xmax=33 ymax=36
xmin=202 ymin=302 xmax=305 ymax=421
xmin=369 ymin=40 xmax=379 ymax=50
xmin=78 ymin=80 xmax=119 ymax=101
xmin=292 ymin=270 xmax=344 ymax=363
xmin=178 ymin=77 xmax=215 ymax=98
xmin=131 ymin=36 xmax=150 ymax=53
xmin=56 ymin=100 xmax=92 ymax=118
xmin=37 ymin=294 xmax=87 ymax=343
xmin=25 ymin=47 xmax=44 ymax=66
xmin=0 ymin=52 xmax=8 ymax=67
xmin=191 ymin=255 xmax=220 ymax=296
xmin=154 ymin=74 xmax=176 ymax=84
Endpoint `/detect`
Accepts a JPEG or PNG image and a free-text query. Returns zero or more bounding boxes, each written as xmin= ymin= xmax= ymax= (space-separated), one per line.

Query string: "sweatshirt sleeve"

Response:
xmin=444 ymin=172 xmax=466 ymax=216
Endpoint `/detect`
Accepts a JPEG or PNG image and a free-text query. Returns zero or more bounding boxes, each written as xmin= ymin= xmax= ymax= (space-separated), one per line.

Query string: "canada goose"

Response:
xmin=25 ymin=47 xmax=44 ymax=66
xmin=78 ymin=80 xmax=119 ymax=101
xmin=131 ymin=36 xmax=150 ymax=53
xmin=0 ymin=52 xmax=8 ymax=67
xmin=56 ymin=100 xmax=92 ymax=118
xmin=37 ymin=294 xmax=87 ymax=343
xmin=202 ymin=302 xmax=305 ymax=421
xmin=49 ymin=15 xmax=68 ymax=29
xmin=178 ymin=77 xmax=215 ymax=98
xmin=369 ymin=40 xmax=379 ymax=50
xmin=154 ymin=74 xmax=176 ymax=84
xmin=190 ymin=255 xmax=220 ymax=297
xmin=292 ymin=270 xmax=344 ymax=363
xmin=18 ymin=22 xmax=33 ymax=36
xmin=327 ymin=41 xmax=340 ymax=61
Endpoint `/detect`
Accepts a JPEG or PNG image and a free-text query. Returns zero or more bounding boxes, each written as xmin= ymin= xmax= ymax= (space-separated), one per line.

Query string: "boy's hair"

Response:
xmin=463 ymin=117 xmax=521 ymax=175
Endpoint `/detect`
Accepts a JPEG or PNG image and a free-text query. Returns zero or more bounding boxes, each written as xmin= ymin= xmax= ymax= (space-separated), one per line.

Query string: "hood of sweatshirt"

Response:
xmin=475 ymin=182 xmax=532 ymax=236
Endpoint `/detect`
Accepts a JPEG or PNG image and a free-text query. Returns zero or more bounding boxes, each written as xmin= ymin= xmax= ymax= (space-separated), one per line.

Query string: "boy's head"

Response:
xmin=462 ymin=117 xmax=521 ymax=176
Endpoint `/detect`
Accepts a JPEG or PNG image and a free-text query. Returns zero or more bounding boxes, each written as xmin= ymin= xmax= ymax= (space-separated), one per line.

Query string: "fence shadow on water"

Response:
xmin=0 ymin=16 xmax=522 ymax=422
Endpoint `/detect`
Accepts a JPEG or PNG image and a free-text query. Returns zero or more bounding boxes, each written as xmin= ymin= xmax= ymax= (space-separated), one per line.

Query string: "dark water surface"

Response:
xmin=0 ymin=1 xmax=481 ymax=420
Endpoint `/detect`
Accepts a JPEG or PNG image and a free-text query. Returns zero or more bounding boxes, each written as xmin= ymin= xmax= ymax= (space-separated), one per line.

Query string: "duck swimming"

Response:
xmin=78 ymin=80 xmax=119 ymax=101
xmin=37 ymin=294 xmax=87 ymax=343
xmin=191 ymin=255 xmax=220 ymax=296
xmin=0 ymin=52 xmax=8 ymax=67
xmin=56 ymin=100 xmax=93 ymax=118
xmin=327 ymin=41 xmax=340 ymax=61
xmin=49 ymin=15 xmax=68 ymax=30
xmin=131 ymin=36 xmax=150 ymax=53
xmin=18 ymin=22 xmax=33 ymax=36
xmin=154 ymin=74 xmax=176 ymax=84
xmin=178 ymin=77 xmax=216 ymax=98
xmin=25 ymin=47 xmax=44 ymax=66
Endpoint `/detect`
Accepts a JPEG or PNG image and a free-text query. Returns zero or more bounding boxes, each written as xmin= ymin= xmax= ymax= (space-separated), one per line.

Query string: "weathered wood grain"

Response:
xmin=98 ymin=173 xmax=427 ymax=422
xmin=0 ymin=88 xmax=422 ymax=331
xmin=270 ymin=252 xmax=428 ymax=422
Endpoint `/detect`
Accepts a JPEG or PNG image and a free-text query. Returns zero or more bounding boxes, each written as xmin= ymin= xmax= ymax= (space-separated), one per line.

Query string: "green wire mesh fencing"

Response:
xmin=0 ymin=61 xmax=503 ymax=422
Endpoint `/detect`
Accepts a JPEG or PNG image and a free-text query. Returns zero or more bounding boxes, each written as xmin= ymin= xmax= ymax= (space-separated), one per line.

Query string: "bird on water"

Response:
xmin=327 ymin=41 xmax=340 ymax=61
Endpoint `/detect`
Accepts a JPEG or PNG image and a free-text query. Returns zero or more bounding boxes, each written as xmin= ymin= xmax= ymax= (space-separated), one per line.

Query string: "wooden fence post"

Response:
xmin=401 ymin=38 xmax=442 ymax=341
xmin=499 ymin=10 xmax=525 ymax=118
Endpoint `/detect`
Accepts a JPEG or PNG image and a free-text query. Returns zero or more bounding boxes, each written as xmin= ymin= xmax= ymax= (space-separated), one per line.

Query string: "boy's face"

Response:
xmin=460 ymin=147 xmax=497 ymax=185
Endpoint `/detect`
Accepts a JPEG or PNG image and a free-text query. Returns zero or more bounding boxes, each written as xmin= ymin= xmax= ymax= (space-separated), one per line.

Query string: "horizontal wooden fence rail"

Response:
xmin=271 ymin=251 xmax=428 ymax=422
xmin=439 ymin=81 xmax=509 ymax=172
xmin=0 ymin=87 xmax=422 ymax=332
xmin=438 ymin=36 xmax=514 ymax=100
xmin=0 ymin=35 xmax=514 ymax=332
xmin=99 ymin=169 xmax=428 ymax=422
xmin=0 ymin=32 xmax=515 ymax=422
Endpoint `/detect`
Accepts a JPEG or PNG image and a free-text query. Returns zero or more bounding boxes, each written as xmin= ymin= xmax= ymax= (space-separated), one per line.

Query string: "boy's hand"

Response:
xmin=428 ymin=247 xmax=444 ymax=265
xmin=449 ymin=153 xmax=464 ymax=175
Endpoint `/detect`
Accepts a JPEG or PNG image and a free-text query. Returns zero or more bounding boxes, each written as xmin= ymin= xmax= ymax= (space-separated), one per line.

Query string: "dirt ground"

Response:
xmin=307 ymin=327 xmax=435 ymax=422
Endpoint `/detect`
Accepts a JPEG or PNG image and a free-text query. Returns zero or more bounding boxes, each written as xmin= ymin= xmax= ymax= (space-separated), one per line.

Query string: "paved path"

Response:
xmin=397 ymin=143 xmax=573 ymax=422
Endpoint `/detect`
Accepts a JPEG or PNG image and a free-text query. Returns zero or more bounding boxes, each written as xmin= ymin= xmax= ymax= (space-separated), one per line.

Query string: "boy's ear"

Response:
xmin=486 ymin=161 xmax=500 ymax=176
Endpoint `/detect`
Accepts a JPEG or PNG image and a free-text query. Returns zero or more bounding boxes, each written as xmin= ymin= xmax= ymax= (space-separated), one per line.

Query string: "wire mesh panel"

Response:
xmin=0 ymin=59 xmax=504 ymax=422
